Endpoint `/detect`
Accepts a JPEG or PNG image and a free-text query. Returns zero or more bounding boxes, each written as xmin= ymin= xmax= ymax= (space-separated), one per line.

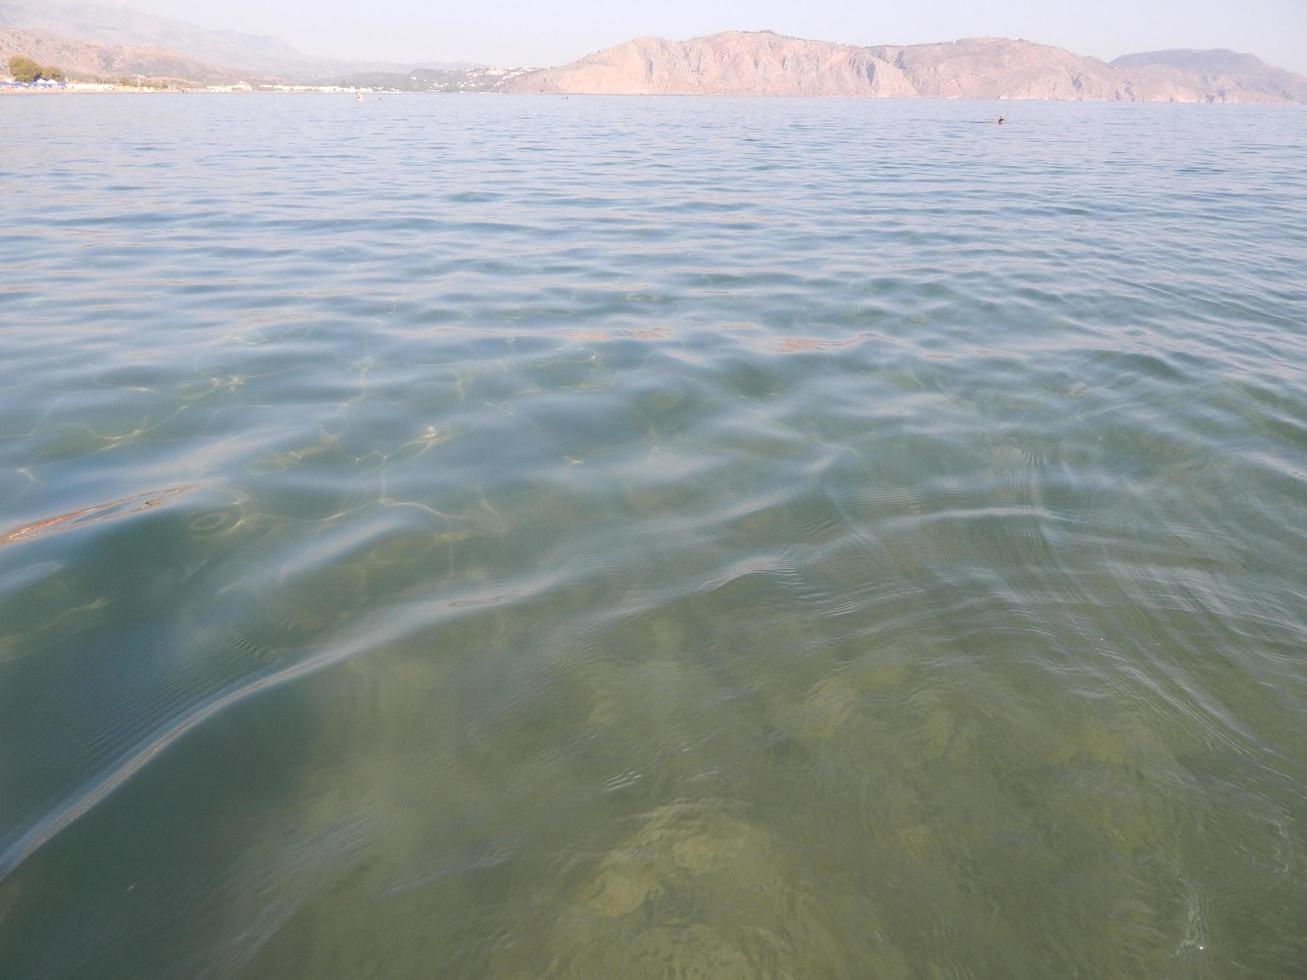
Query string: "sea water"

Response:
xmin=1 ymin=94 xmax=1306 ymax=977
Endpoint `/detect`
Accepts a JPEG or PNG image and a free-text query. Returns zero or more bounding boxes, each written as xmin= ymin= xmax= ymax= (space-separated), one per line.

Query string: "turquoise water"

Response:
xmin=1 ymin=94 xmax=1306 ymax=978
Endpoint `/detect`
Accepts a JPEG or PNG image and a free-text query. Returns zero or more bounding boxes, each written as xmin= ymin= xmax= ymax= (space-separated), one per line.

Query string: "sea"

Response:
xmin=1 ymin=94 xmax=1305 ymax=978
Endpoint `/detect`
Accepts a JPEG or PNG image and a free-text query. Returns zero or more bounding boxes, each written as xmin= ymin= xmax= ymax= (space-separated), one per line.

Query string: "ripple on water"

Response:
xmin=1 ymin=95 xmax=1307 ymax=978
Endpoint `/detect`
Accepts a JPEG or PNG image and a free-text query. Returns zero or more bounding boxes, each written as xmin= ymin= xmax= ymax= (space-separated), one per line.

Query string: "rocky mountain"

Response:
xmin=5 ymin=8 xmax=1303 ymax=102
xmin=0 ymin=26 xmax=249 ymax=81
xmin=0 ymin=0 xmax=471 ymax=79
xmin=865 ymin=37 xmax=1183 ymax=101
xmin=505 ymin=31 xmax=1307 ymax=103
xmin=509 ymin=31 xmax=916 ymax=97
xmin=0 ymin=0 xmax=319 ymax=76
xmin=1111 ymin=49 xmax=1307 ymax=103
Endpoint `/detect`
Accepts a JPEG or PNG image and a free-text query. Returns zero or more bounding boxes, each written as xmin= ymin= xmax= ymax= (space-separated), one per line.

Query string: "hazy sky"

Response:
xmin=126 ymin=0 xmax=1307 ymax=72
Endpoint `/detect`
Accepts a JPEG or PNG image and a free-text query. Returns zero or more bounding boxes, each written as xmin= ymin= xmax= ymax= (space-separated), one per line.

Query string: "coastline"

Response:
xmin=4 ymin=88 xmax=1304 ymax=104
xmin=1 ymin=84 xmax=386 ymax=95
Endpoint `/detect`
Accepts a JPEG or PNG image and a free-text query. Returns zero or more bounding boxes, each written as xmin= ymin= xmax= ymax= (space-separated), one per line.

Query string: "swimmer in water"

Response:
xmin=997 ymin=114 xmax=1006 ymax=125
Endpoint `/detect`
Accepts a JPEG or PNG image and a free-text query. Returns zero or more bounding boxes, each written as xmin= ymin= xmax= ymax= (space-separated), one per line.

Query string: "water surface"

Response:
xmin=2 ymin=94 xmax=1306 ymax=978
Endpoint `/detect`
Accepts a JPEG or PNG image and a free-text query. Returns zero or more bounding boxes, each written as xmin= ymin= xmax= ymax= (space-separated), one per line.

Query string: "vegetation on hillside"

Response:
xmin=7 ymin=54 xmax=66 ymax=83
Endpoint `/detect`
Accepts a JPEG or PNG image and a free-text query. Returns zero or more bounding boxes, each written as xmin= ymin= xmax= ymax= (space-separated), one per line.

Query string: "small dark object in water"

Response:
xmin=997 ymin=115 xmax=1006 ymax=125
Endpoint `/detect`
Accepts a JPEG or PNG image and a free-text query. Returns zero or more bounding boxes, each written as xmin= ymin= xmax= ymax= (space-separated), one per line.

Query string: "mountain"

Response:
xmin=1111 ymin=49 xmax=1307 ymax=103
xmin=5 ymin=8 xmax=1303 ymax=102
xmin=0 ymin=27 xmax=251 ymax=82
xmin=0 ymin=0 xmax=472 ymax=79
xmin=867 ymin=37 xmax=1189 ymax=101
xmin=0 ymin=0 xmax=318 ymax=76
xmin=0 ymin=25 xmax=523 ymax=87
xmin=508 ymin=31 xmax=916 ymax=97
xmin=505 ymin=30 xmax=1307 ymax=103
xmin=1113 ymin=49 xmax=1273 ymax=74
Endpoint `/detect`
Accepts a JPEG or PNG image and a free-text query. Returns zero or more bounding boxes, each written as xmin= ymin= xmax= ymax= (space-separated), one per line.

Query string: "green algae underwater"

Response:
xmin=2 ymin=94 xmax=1307 ymax=977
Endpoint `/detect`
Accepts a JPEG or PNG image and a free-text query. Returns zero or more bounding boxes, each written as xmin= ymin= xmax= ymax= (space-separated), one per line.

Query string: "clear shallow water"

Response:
xmin=1 ymin=93 xmax=1306 ymax=978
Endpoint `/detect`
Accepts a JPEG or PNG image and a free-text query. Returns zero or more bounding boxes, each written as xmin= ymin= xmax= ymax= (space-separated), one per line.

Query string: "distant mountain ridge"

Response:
xmin=0 ymin=27 xmax=249 ymax=82
xmin=0 ymin=0 xmax=313 ymax=76
xmin=1110 ymin=49 xmax=1307 ymax=103
xmin=3 ymin=5 xmax=1304 ymax=102
xmin=0 ymin=22 xmax=519 ymax=88
xmin=1112 ymin=49 xmax=1272 ymax=74
xmin=0 ymin=0 xmax=472 ymax=79
xmin=507 ymin=31 xmax=1307 ymax=103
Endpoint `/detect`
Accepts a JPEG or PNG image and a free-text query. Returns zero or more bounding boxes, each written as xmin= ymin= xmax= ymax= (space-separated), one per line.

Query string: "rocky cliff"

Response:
xmin=505 ymin=31 xmax=1307 ymax=103
xmin=508 ymin=31 xmax=916 ymax=97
